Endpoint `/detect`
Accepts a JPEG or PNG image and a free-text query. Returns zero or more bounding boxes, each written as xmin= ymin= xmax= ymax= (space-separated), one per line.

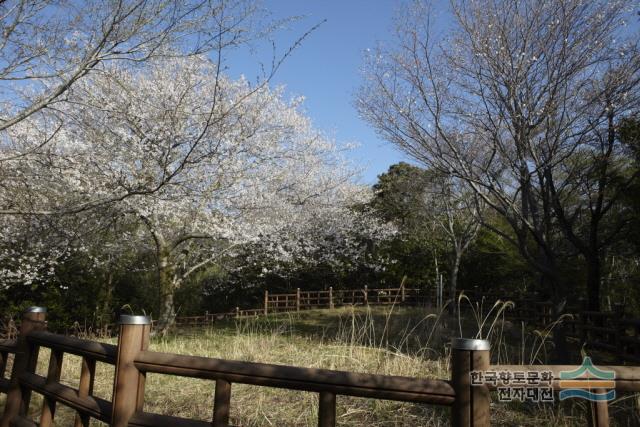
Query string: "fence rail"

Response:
xmin=0 ymin=307 xmax=639 ymax=426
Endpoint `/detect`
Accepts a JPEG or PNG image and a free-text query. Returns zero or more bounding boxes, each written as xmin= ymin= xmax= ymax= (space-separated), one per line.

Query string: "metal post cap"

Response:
xmin=24 ymin=306 xmax=47 ymax=313
xmin=118 ymin=315 xmax=151 ymax=325
xmin=451 ymin=338 xmax=490 ymax=351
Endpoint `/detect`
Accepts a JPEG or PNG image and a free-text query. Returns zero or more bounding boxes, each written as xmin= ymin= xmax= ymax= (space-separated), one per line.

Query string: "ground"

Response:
xmin=2 ymin=305 xmax=638 ymax=425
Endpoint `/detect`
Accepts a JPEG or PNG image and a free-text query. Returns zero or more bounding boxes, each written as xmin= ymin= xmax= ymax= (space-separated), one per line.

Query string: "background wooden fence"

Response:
xmin=462 ymin=288 xmax=640 ymax=364
xmin=172 ymin=286 xmax=428 ymax=328
xmin=1 ymin=307 xmax=639 ymax=426
xmin=171 ymin=285 xmax=640 ymax=364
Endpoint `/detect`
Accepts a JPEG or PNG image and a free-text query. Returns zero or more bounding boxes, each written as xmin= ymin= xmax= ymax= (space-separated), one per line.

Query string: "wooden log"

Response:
xmin=490 ymin=365 xmax=640 ymax=392
xmin=0 ymin=306 xmax=47 ymax=427
xmin=451 ymin=338 xmax=490 ymax=427
xmin=20 ymin=372 xmax=112 ymax=423
xmin=589 ymin=388 xmax=609 ymax=427
xmin=111 ymin=315 xmax=150 ymax=427
xmin=134 ymin=350 xmax=455 ymax=405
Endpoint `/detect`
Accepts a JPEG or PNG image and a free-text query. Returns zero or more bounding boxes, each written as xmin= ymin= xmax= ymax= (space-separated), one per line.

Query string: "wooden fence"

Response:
xmin=263 ymin=286 xmax=427 ymax=313
xmin=462 ymin=288 xmax=640 ymax=364
xmin=171 ymin=285 xmax=640 ymax=363
xmin=172 ymin=286 xmax=428 ymax=328
xmin=0 ymin=307 xmax=639 ymax=426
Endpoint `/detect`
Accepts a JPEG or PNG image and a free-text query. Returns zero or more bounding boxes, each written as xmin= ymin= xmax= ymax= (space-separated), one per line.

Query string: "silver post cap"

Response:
xmin=451 ymin=338 xmax=490 ymax=351
xmin=118 ymin=315 xmax=151 ymax=325
xmin=24 ymin=306 xmax=47 ymax=313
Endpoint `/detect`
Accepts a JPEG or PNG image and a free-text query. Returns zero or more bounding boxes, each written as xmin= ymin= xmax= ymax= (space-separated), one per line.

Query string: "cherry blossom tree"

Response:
xmin=0 ymin=0 xmax=303 ymax=217
xmin=33 ymin=57 xmax=391 ymax=334
xmin=0 ymin=0 xmax=288 ymax=294
xmin=0 ymin=0 xmax=262 ymax=139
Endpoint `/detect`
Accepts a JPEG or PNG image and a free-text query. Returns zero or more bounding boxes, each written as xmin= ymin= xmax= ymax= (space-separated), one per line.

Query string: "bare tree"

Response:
xmin=357 ymin=0 xmax=640 ymax=359
xmin=425 ymin=173 xmax=482 ymax=314
xmin=371 ymin=163 xmax=481 ymax=310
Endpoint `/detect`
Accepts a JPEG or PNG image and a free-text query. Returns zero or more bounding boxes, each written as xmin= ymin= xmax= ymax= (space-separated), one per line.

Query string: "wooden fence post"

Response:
xmin=451 ymin=338 xmax=490 ymax=427
xmin=401 ymin=284 xmax=405 ymax=303
xmin=329 ymin=287 xmax=334 ymax=309
xmin=235 ymin=307 xmax=240 ymax=319
xmin=1 ymin=306 xmax=47 ymax=427
xmin=589 ymin=389 xmax=610 ymax=427
xmin=297 ymin=288 xmax=301 ymax=312
xmin=364 ymin=285 xmax=368 ymax=305
xmin=264 ymin=291 xmax=269 ymax=316
xmin=39 ymin=347 xmax=64 ymax=427
xmin=213 ymin=379 xmax=232 ymax=426
xmin=318 ymin=391 xmax=336 ymax=427
xmin=74 ymin=356 xmax=96 ymax=427
xmin=111 ymin=315 xmax=150 ymax=427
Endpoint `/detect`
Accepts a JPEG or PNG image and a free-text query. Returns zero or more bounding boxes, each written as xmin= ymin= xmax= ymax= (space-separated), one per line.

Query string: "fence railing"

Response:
xmin=1 ymin=307 xmax=639 ymax=426
xmin=172 ymin=285 xmax=640 ymax=363
xmin=564 ymin=311 xmax=640 ymax=364
xmin=462 ymin=288 xmax=640 ymax=364
xmin=172 ymin=286 xmax=428 ymax=328
xmin=263 ymin=286 xmax=427 ymax=314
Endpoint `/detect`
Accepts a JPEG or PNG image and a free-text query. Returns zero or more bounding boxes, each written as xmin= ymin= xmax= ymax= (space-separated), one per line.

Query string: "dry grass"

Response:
xmin=1 ymin=305 xmax=638 ymax=426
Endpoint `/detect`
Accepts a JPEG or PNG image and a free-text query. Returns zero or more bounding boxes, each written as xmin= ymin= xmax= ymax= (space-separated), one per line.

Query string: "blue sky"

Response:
xmin=225 ymin=0 xmax=409 ymax=184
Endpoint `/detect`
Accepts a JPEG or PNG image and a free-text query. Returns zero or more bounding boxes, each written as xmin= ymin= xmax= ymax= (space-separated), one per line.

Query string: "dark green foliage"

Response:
xmin=368 ymin=162 xmax=444 ymax=286
xmin=458 ymin=228 xmax=534 ymax=294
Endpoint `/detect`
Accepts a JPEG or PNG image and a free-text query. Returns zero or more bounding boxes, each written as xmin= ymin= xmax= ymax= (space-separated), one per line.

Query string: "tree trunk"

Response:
xmin=449 ymin=250 xmax=462 ymax=316
xmin=547 ymin=271 xmax=571 ymax=364
xmin=98 ymin=271 xmax=114 ymax=330
xmin=155 ymin=249 xmax=177 ymax=336
xmin=157 ymin=288 xmax=175 ymax=336
xmin=586 ymin=254 xmax=601 ymax=313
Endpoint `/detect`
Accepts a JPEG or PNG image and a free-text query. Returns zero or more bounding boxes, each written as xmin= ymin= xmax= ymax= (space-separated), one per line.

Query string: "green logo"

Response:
xmin=558 ymin=357 xmax=615 ymax=402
